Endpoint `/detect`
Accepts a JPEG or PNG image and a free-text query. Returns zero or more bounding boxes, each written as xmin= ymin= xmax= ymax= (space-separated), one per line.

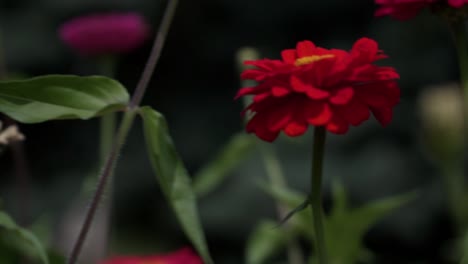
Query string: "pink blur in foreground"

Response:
xmin=99 ymin=247 xmax=203 ymax=264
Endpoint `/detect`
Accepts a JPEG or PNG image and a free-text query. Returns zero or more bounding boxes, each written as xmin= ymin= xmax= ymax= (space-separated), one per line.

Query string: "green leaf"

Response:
xmin=461 ymin=231 xmax=468 ymax=264
xmin=193 ymin=133 xmax=256 ymax=196
xmin=323 ymin=182 xmax=417 ymax=264
xmin=246 ymin=220 xmax=288 ymax=264
xmin=0 ymin=75 xmax=129 ymax=123
xmin=139 ymin=106 xmax=213 ymax=264
xmin=263 ymin=182 xmax=416 ymax=264
xmin=0 ymin=211 xmax=49 ymax=264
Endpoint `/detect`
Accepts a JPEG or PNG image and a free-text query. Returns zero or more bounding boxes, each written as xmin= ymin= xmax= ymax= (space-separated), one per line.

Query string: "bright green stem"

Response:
xmin=311 ymin=127 xmax=328 ymax=264
xmin=67 ymin=109 xmax=137 ymax=264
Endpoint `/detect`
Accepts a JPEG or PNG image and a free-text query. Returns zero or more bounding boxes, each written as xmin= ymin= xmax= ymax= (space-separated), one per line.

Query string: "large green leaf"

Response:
xmin=246 ymin=220 xmax=288 ymax=264
xmin=0 ymin=75 xmax=129 ymax=123
xmin=193 ymin=133 xmax=256 ymax=196
xmin=139 ymin=106 xmax=213 ymax=264
xmin=0 ymin=211 xmax=49 ymax=264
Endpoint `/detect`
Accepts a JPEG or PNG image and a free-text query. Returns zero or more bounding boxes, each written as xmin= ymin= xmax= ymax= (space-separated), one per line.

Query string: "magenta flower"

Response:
xmin=375 ymin=0 xmax=468 ymax=20
xmin=59 ymin=12 xmax=150 ymax=56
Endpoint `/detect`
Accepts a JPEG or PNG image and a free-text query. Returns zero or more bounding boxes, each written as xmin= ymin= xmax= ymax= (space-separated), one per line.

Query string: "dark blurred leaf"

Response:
xmin=461 ymin=231 xmax=468 ymax=264
xmin=139 ymin=106 xmax=213 ymax=264
xmin=193 ymin=133 xmax=256 ymax=196
xmin=0 ymin=211 xmax=49 ymax=264
xmin=246 ymin=220 xmax=288 ymax=264
xmin=0 ymin=75 xmax=129 ymax=123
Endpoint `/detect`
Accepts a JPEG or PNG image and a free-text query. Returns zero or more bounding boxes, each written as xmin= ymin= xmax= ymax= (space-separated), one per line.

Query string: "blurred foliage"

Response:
xmin=140 ymin=106 xmax=213 ymax=264
xmin=194 ymin=133 xmax=256 ymax=197
xmin=0 ymin=211 xmax=49 ymax=264
xmin=259 ymin=181 xmax=415 ymax=264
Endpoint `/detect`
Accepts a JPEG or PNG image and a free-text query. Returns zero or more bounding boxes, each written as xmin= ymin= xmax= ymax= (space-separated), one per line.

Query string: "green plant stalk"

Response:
xmin=310 ymin=127 xmax=328 ymax=264
xmin=67 ymin=1 xmax=179 ymax=263
xmin=449 ymin=18 xmax=468 ymax=234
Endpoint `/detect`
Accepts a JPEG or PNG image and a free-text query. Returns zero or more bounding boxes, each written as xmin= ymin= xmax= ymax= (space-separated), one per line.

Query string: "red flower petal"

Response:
xmin=291 ymin=75 xmax=329 ymax=99
xmin=281 ymin=49 xmax=297 ymax=64
xmin=296 ymin=40 xmax=316 ymax=57
xmin=330 ymin=86 xmax=354 ymax=105
xmin=350 ymin=38 xmax=379 ymax=65
xmin=355 ymin=81 xmax=400 ymax=108
xmin=272 ymin=86 xmax=290 ymax=97
xmin=241 ymin=69 xmax=266 ymax=81
xmin=284 ymin=121 xmax=308 ymax=137
xmin=371 ymin=107 xmax=393 ymax=127
xmin=305 ymin=102 xmax=332 ymax=125
xmin=235 ymin=86 xmax=256 ymax=99
xmin=246 ymin=114 xmax=280 ymax=142
xmin=339 ymin=99 xmax=370 ymax=126
xmin=267 ymin=104 xmax=293 ymax=131
xmin=326 ymin=114 xmax=349 ymax=134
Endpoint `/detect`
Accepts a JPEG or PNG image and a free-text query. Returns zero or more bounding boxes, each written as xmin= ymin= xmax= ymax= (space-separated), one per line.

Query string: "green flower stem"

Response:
xmin=311 ymin=126 xmax=328 ymax=264
xmin=67 ymin=1 xmax=179 ymax=263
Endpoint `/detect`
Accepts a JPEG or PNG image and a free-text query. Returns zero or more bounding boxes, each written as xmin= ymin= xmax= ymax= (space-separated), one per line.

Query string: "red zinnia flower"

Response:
xmin=375 ymin=0 xmax=468 ymax=20
xmin=59 ymin=12 xmax=150 ymax=56
xmin=100 ymin=248 xmax=203 ymax=264
xmin=236 ymin=38 xmax=400 ymax=142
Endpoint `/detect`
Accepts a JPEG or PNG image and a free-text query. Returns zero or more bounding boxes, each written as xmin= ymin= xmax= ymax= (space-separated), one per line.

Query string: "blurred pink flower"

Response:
xmin=375 ymin=0 xmax=468 ymax=20
xmin=100 ymin=247 xmax=203 ymax=264
xmin=59 ymin=12 xmax=150 ymax=56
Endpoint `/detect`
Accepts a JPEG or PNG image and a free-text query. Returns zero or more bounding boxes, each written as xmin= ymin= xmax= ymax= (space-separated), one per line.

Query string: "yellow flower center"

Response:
xmin=294 ymin=54 xmax=335 ymax=66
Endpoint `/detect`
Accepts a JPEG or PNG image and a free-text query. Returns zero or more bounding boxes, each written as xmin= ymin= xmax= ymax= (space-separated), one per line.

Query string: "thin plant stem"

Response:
xmin=310 ymin=127 xmax=328 ymax=264
xmin=129 ymin=0 xmax=179 ymax=108
xmin=67 ymin=1 xmax=179 ymax=263
xmin=67 ymin=110 xmax=136 ymax=264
